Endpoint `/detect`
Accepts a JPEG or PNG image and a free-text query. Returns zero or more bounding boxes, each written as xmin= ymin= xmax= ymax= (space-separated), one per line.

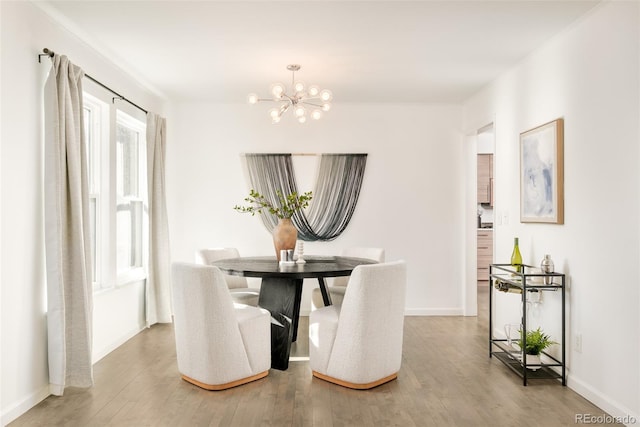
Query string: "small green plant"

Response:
xmin=234 ymin=189 xmax=312 ymax=219
xmin=518 ymin=327 xmax=557 ymax=355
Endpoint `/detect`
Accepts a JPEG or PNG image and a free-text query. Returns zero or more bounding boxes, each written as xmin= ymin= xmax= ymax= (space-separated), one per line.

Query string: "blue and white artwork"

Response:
xmin=520 ymin=120 xmax=563 ymax=223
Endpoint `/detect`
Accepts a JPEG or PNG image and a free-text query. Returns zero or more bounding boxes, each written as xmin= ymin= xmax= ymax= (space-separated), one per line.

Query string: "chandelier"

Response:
xmin=248 ymin=64 xmax=332 ymax=124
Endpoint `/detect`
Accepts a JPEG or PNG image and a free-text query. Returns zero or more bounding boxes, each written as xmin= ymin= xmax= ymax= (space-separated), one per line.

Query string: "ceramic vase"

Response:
xmin=273 ymin=218 xmax=297 ymax=261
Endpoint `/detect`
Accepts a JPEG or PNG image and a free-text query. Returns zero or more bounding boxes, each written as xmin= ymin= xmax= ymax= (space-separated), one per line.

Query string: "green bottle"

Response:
xmin=511 ymin=237 xmax=523 ymax=273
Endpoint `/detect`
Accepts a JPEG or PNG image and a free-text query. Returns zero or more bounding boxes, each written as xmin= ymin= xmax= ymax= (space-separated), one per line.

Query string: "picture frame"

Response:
xmin=520 ymin=118 xmax=564 ymax=224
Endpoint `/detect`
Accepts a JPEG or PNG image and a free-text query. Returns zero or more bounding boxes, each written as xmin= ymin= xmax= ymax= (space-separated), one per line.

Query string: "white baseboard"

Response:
xmin=299 ymin=308 xmax=464 ymax=317
xmin=92 ymin=323 xmax=146 ymax=363
xmin=1 ymin=385 xmax=50 ymax=426
xmin=404 ymin=308 xmax=464 ymax=316
xmin=567 ymin=374 xmax=639 ymax=426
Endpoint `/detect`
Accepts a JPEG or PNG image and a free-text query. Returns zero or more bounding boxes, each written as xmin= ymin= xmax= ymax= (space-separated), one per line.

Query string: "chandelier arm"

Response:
xmin=300 ymin=101 xmax=324 ymax=108
xmin=281 ymin=93 xmax=297 ymax=103
xmin=301 ymin=96 xmax=329 ymax=105
xmin=278 ymin=102 xmax=291 ymax=117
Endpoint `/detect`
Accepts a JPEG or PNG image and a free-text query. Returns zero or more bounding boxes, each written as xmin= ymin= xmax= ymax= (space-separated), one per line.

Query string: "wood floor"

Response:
xmin=11 ymin=289 xmax=613 ymax=426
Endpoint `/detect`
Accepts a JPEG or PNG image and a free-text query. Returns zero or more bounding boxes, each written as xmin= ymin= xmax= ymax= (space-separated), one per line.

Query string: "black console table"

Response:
xmin=489 ymin=263 xmax=566 ymax=386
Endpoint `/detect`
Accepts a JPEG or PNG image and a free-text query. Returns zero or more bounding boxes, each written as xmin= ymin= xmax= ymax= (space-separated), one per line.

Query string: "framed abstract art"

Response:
xmin=520 ymin=118 xmax=564 ymax=224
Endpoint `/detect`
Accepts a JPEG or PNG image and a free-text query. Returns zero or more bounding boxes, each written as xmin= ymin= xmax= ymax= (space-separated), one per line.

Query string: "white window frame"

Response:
xmin=115 ymin=110 xmax=147 ymax=286
xmin=83 ymin=93 xmax=108 ymax=290
xmin=83 ymin=84 xmax=147 ymax=291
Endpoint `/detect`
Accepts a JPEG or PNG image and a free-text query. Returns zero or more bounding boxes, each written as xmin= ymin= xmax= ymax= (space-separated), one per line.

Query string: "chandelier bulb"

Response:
xmin=247 ymin=93 xmax=258 ymax=104
xmin=311 ymin=109 xmax=322 ymax=120
xmin=320 ymin=89 xmax=333 ymax=102
xmin=294 ymin=105 xmax=306 ymax=118
xmin=298 ymin=116 xmax=307 ymax=124
xmin=271 ymin=83 xmax=285 ymax=99
xmin=322 ymin=103 xmax=331 ymax=112
xmin=308 ymin=85 xmax=320 ymax=97
xmin=294 ymin=81 xmax=305 ymax=93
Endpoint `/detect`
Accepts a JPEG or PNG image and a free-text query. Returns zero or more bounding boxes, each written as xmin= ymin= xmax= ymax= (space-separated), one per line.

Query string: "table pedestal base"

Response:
xmin=269 ymin=313 xmax=292 ymax=370
xmin=259 ymin=277 xmax=303 ymax=370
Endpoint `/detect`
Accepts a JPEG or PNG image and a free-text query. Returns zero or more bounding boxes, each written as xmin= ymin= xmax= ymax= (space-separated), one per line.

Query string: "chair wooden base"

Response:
xmin=181 ymin=370 xmax=268 ymax=391
xmin=312 ymin=371 xmax=398 ymax=390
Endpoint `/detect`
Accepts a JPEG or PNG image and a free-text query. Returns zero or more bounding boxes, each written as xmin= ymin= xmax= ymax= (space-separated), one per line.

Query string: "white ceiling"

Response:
xmin=42 ymin=0 xmax=601 ymax=104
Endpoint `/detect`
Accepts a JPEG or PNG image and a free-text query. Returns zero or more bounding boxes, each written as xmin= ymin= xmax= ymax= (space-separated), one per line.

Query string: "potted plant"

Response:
xmin=234 ymin=189 xmax=312 ymax=261
xmin=517 ymin=327 xmax=557 ymax=369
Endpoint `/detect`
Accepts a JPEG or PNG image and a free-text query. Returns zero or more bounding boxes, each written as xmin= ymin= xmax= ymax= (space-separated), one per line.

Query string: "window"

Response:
xmin=116 ymin=111 xmax=145 ymax=278
xmin=83 ymin=90 xmax=146 ymax=290
xmin=83 ymin=94 xmax=107 ymax=287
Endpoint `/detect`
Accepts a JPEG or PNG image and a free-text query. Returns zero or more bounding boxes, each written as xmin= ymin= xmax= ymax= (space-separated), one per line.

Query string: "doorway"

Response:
xmin=476 ymin=124 xmax=495 ymax=317
xmin=463 ymin=122 xmax=496 ymax=316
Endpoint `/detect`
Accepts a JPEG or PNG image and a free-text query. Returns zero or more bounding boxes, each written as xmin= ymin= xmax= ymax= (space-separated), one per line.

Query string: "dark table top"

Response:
xmin=211 ymin=255 xmax=375 ymax=279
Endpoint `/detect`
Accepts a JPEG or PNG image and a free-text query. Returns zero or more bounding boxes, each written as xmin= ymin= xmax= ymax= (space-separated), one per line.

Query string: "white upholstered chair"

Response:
xmin=195 ymin=248 xmax=260 ymax=307
xmin=309 ymin=260 xmax=406 ymax=389
xmin=171 ymin=262 xmax=271 ymax=390
xmin=310 ymin=247 xmax=385 ymax=309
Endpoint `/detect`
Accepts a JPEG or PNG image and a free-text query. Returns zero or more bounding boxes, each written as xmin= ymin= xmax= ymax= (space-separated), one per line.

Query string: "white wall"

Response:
xmin=0 ymin=2 xmax=165 ymax=424
xmin=166 ymin=102 xmax=464 ymax=316
xmin=463 ymin=1 xmax=639 ymax=421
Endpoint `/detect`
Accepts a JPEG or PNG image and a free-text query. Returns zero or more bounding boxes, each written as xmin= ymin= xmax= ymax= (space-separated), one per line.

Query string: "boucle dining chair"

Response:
xmin=171 ymin=262 xmax=271 ymax=390
xmin=195 ymin=248 xmax=260 ymax=306
xmin=309 ymin=260 xmax=407 ymax=389
xmin=310 ymin=247 xmax=385 ymax=309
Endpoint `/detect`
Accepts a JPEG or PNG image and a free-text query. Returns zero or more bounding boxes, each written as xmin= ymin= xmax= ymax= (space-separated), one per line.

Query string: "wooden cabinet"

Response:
xmin=477 ymin=154 xmax=493 ymax=206
xmin=477 ymin=229 xmax=493 ymax=282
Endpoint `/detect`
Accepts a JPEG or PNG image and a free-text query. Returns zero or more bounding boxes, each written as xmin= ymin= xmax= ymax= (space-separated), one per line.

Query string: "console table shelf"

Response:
xmin=489 ymin=263 xmax=566 ymax=386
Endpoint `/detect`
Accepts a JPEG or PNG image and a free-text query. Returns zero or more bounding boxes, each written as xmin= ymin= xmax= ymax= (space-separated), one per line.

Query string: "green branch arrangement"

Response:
xmin=234 ymin=189 xmax=313 ymax=219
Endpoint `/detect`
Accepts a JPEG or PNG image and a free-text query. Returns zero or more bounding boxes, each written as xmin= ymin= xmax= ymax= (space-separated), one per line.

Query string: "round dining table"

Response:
xmin=211 ymin=255 xmax=375 ymax=370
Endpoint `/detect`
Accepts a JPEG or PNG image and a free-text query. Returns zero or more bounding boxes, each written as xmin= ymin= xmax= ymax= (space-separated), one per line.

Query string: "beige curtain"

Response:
xmin=145 ymin=113 xmax=172 ymax=325
xmin=44 ymin=54 xmax=94 ymax=395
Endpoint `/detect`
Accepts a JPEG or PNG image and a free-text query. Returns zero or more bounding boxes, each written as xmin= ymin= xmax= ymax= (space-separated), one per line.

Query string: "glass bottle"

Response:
xmin=511 ymin=237 xmax=523 ymax=273
xmin=540 ymin=254 xmax=554 ymax=285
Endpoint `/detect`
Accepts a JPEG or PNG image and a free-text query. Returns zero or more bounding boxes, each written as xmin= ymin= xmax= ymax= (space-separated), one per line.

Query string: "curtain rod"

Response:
xmin=241 ymin=153 xmax=368 ymax=157
xmin=39 ymin=48 xmax=148 ymax=115
xmin=242 ymin=153 xmax=319 ymax=157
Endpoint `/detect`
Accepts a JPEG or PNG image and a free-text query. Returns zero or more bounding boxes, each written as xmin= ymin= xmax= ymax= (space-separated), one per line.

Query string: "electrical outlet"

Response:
xmin=574 ymin=333 xmax=582 ymax=353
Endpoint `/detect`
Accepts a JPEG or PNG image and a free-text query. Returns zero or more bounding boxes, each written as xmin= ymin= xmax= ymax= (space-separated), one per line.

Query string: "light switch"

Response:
xmin=502 ymin=211 xmax=509 ymax=225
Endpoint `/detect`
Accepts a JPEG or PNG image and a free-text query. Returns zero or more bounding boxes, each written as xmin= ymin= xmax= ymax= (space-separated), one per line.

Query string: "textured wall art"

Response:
xmin=243 ymin=153 xmax=368 ymax=240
